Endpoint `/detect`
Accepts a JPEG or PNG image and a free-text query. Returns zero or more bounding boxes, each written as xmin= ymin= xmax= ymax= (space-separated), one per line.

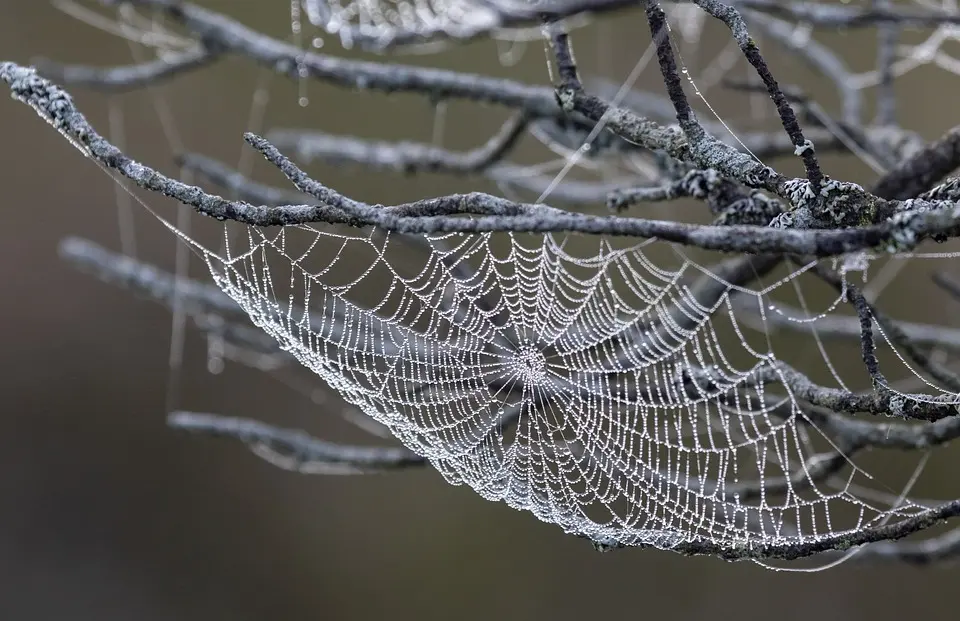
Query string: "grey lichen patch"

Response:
xmin=768 ymin=211 xmax=794 ymax=229
xmin=817 ymin=178 xmax=868 ymax=225
xmin=715 ymin=191 xmax=784 ymax=226
xmin=784 ymin=178 xmax=817 ymax=208
xmin=921 ymin=176 xmax=960 ymax=201
xmin=858 ymin=201 xmax=878 ymax=227
xmin=888 ymin=392 xmax=907 ymax=418
xmin=691 ymin=137 xmax=779 ymax=191
xmin=782 ymin=175 xmax=876 ymax=228
xmin=769 ymin=205 xmax=816 ymax=230
xmin=885 ymin=209 xmax=925 ymax=252
xmin=679 ymin=168 xmax=721 ymax=199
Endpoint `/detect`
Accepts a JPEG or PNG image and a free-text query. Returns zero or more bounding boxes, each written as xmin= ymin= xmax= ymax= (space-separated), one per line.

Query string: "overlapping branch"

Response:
xmin=7 ymin=60 xmax=960 ymax=256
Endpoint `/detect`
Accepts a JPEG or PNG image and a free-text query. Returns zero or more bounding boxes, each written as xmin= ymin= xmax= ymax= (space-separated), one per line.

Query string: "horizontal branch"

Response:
xmin=729 ymin=0 xmax=960 ymax=29
xmin=856 ymin=529 xmax=960 ymax=565
xmin=168 ymin=411 xmax=427 ymax=473
xmin=177 ymin=152 xmax=309 ymax=206
xmin=873 ymin=125 xmax=960 ymax=203
xmin=59 ymin=237 xmax=243 ymax=319
xmin=266 ymin=111 xmax=528 ymax=176
xmin=777 ymin=361 xmax=960 ymax=423
xmin=734 ymin=296 xmax=960 ymax=352
xmin=59 ymin=237 xmax=289 ymax=365
xmin=10 ymin=60 xmax=960 ymax=257
xmin=666 ymin=500 xmax=960 ymax=561
xmin=34 ymin=44 xmax=219 ymax=90
xmin=56 ymin=236 xmax=420 ymax=359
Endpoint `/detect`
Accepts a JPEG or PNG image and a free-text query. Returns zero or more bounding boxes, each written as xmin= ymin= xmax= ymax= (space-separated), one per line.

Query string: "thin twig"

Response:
xmin=168 ymin=412 xmax=427 ymax=473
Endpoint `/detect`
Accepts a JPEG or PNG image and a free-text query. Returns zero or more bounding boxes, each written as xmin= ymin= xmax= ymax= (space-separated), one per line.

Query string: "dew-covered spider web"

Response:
xmin=161 ymin=222 xmax=952 ymax=551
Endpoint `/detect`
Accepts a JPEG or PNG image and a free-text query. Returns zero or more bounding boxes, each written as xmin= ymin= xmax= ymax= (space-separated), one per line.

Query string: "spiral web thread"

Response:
xmin=175 ymin=222 xmax=939 ymax=551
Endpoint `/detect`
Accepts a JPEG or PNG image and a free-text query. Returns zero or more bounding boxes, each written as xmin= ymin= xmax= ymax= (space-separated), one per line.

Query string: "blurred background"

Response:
xmin=1 ymin=1 xmax=960 ymax=620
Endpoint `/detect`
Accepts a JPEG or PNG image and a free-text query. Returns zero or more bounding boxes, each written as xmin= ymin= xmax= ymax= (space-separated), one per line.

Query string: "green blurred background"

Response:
xmin=1 ymin=2 xmax=959 ymax=620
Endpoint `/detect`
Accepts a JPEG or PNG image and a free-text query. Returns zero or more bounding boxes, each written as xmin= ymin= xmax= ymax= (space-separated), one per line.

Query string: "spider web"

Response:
xmin=164 ymin=222 xmax=937 ymax=551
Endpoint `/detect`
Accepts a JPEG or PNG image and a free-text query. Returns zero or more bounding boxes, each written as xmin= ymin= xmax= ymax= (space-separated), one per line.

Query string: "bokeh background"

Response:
xmin=1 ymin=2 xmax=959 ymax=620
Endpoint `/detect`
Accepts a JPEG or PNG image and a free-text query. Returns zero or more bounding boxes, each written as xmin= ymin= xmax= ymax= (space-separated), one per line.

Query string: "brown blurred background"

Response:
xmin=1 ymin=2 xmax=959 ymax=620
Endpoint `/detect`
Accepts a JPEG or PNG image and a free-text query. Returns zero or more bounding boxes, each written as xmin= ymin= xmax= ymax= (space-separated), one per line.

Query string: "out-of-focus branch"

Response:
xmin=168 ymin=412 xmax=427 ymax=473
xmin=58 ymin=236 xmax=284 ymax=360
xmin=722 ymin=0 xmax=960 ymax=29
xmin=733 ymin=295 xmax=960 ymax=353
xmin=857 ymin=529 xmax=960 ymax=565
xmin=34 ymin=44 xmax=219 ymax=90
xmin=266 ymin=112 xmax=529 ymax=176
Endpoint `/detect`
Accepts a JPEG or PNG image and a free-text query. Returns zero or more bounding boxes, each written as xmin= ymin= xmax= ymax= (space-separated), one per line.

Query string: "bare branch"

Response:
xmin=8 ymin=59 xmax=960 ymax=258
xmin=168 ymin=411 xmax=427 ymax=473
xmin=266 ymin=112 xmax=529 ymax=176
xmin=34 ymin=44 xmax=219 ymax=91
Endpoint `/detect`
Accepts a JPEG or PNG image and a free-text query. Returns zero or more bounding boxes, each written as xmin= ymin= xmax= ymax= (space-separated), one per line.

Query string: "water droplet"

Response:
xmin=298 ymin=96 xmax=309 ymax=107
xmin=207 ymin=357 xmax=224 ymax=375
xmin=207 ymin=330 xmax=225 ymax=374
